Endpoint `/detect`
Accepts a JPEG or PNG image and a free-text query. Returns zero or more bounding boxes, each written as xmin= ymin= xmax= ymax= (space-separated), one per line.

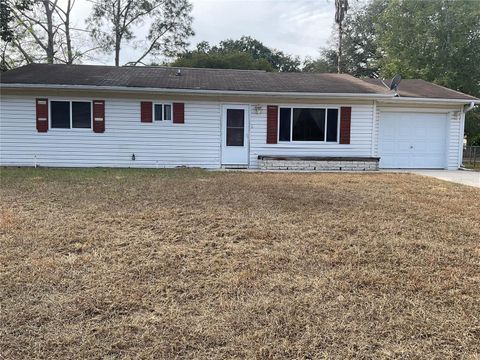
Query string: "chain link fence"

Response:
xmin=463 ymin=146 xmax=479 ymax=169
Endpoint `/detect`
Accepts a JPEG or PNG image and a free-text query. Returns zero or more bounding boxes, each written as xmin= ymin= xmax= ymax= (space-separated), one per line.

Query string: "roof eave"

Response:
xmin=2 ymin=83 xmax=477 ymax=104
xmin=0 ymin=83 xmax=392 ymax=99
xmin=377 ymin=97 xmax=479 ymax=105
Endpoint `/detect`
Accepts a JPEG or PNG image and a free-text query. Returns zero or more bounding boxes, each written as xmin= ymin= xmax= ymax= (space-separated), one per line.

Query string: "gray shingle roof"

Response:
xmin=1 ymin=63 xmax=477 ymax=100
xmin=362 ymin=78 xmax=478 ymax=101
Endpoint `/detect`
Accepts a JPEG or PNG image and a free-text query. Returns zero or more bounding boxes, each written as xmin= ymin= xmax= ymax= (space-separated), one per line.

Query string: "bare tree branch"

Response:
xmin=5 ymin=0 xmax=96 ymax=66
xmin=12 ymin=12 xmax=48 ymax=52
xmin=88 ymin=0 xmax=193 ymax=66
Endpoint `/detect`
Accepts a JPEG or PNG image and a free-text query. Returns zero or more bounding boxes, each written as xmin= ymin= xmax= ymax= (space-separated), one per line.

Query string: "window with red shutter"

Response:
xmin=340 ymin=107 xmax=352 ymax=144
xmin=173 ymin=103 xmax=184 ymax=123
xmin=93 ymin=100 xmax=105 ymax=133
xmin=266 ymin=105 xmax=278 ymax=144
xmin=36 ymin=98 xmax=48 ymax=133
xmin=141 ymin=101 xmax=153 ymax=122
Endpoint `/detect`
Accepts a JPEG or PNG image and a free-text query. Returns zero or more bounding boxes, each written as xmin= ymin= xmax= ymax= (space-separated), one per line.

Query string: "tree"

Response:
xmin=0 ymin=0 xmax=32 ymax=42
xmin=310 ymin=0 xmax=387 ymax=77
xmin=334 ymin=0 xmax=349 ymax=73
xmin=337 ymin=0 xmax=388 ymax=77
xmin=1 ymin=0 xmax=93 ymax=70
xmin=54 ymin=0 xmax=75 ymax=64
xmin=302 ymin=52 xmax=336 ymax=73
xmin=171 ymin=49 xmax=273 ymax=71
xmin=88 ymin=0 xmax=194 ymax=66
xmin=171 ymin=36 xmax=300 ymax=72
xmin=214 ymin=36 xmax=301 ymax=72
xmin=377 ymin=0 xmax=480 ymax=97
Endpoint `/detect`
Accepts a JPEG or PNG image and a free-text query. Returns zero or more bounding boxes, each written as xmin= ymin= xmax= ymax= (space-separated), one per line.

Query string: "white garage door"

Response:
xmin=378 ymin=112 xmax=447 ymax=169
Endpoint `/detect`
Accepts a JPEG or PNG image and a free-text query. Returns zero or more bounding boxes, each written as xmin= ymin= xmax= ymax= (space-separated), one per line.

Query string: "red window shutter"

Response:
xmin=340 ymin=106 xmax=352 ymax=144
xmin=92 ymin=100 xmax=105 ymax=133
xmin=36 ymin=98 xmax=48 ymax=132
xmin=266 ymin=105 xmax=278 ymax=144
xmin=173 ymin=103 xmax=185 ymax=123
xmin=141 ymin=101 xmax=152 ymax=122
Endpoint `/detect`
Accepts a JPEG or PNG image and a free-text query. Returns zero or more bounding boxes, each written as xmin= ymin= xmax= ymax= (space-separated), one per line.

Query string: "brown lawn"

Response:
xmin=1 ymin=168 xmax=479 ymax=359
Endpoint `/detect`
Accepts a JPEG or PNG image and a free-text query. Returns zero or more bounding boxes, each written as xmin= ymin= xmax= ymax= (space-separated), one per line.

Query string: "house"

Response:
xmin=0 ymin=64 xmax=478 ymax=170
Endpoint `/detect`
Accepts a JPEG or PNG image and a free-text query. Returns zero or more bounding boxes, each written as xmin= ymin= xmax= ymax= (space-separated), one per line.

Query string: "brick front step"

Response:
xmin=257 ymin=156 xmax=380 ymax=171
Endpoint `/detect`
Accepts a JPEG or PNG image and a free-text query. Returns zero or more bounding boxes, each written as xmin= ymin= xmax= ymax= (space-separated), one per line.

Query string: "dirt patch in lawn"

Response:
xmin=1 ymin=168 xmax=479 ymax=359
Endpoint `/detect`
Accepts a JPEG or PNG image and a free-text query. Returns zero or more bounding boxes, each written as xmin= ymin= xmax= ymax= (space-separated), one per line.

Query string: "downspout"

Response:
xmin=463 ymin=101 xmax=475 ymax=114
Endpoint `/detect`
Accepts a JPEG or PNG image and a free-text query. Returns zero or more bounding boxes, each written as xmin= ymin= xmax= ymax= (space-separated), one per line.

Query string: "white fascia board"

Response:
xmin=0 ymin=83 xmax=393 ymax=100
xmin=378 ymin=97 xmax=480 ymax=105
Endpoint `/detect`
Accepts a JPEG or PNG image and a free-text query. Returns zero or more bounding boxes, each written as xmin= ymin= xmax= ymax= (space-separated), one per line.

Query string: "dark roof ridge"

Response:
xmin=21 ymin=63 xmax=363 ymax=76
xmin=123 ymin=65 xmax=269 ymax=73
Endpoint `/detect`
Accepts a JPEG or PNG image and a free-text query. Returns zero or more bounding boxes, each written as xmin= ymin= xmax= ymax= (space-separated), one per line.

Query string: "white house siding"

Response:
xmin=249 ymin=103 xmax=375 ymax=168
xmin=447 ymin=111 xmax=463 ymax=169
xmin=0 ymin=95 xmax=221 ymax=168
xmin=0 ymin=94 xmax=466 ymax=170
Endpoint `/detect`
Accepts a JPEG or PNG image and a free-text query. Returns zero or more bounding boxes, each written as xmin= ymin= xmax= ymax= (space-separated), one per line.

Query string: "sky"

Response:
xmin=72 ymin=0 xmax=338 ymax=65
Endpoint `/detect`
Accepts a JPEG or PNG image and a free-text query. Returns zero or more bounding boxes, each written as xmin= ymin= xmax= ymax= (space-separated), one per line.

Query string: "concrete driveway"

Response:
xmin=409 ymin=170 xmax=480 ymax=188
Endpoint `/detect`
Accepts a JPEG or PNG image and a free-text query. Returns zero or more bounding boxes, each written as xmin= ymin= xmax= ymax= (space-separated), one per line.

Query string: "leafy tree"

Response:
xmin=339 ymin=0 xmax=388 ymax=77
xmin=377 ymin=0 xmax=480 ymax=97
xmin=171 ymin=36 xmax=300 ymax=72
xmin=171 ymin=49 xmax=273 ymax=71
xmin=0 ymin=0 xmax=32 ymax=42
xmin=303 ymin=52 xmax=336 ymax=73
xmin=88 ymin=0 xmax=194 ymax=66
xmin=214 ymin=36 xmax=300 ymax=72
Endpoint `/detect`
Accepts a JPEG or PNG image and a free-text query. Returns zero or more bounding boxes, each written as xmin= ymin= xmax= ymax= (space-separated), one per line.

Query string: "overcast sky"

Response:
xmin=73 ymin=0 xmax=338 ymax=65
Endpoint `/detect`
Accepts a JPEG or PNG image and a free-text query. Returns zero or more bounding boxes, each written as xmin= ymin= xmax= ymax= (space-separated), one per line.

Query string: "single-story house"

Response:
xmin=0 ymin=64 xmax=478 ymax=170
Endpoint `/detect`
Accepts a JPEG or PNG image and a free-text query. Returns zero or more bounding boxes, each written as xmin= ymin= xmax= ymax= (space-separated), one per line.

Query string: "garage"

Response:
xmin=378 ymin=111 xmax=448 ymax=169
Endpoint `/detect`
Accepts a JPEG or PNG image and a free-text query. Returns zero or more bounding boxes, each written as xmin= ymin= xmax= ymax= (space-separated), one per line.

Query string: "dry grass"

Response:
xmin=1 ymin=168 xmax=479 ymax=359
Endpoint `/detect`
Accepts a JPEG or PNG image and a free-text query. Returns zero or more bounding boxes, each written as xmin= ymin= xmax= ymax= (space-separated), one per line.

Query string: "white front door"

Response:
xmin=378 ymin=112 xmax=448 ymax=169
xmin=221 ymin=105 xmax=249 ymax=166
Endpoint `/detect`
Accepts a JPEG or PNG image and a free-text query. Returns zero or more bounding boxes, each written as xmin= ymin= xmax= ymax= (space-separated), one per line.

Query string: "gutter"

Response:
xmin=377 ymin=97 xmax=480 ymax=105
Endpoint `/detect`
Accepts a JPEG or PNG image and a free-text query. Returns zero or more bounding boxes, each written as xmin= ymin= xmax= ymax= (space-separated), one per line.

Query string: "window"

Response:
xmin=72 ymin=102 xmax=92 ymax=128
xmin=293 ymin=108 xmax=325 ymax=141
xmin=154 ymin=103 xmax=172 ymax=121
xmin=51 ymin=101 xmax=70 ymax=128
xmin=226 ymin=109 xmax=244 ymax=146
xmin=51 ymin=100 xmax=91 ymax=129
xmin=164 ymin=104 xmax=172 ymax=121
xmin=278 ymin=107 xmax=339 ymax=142
xmin=279 ymin=108 xmax=291 ymax=141
xmin=326 ymin=109 xmax=338 ymax=142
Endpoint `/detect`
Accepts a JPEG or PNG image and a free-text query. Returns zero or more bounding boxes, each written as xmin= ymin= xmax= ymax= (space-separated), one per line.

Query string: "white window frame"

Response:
xmin=153 ymin=103 xmax=173 ymax=121
xmin=277 ymin=106 xmax=341 ymax=144
xmin=49 ymin=100 xmax=93 ymax=130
